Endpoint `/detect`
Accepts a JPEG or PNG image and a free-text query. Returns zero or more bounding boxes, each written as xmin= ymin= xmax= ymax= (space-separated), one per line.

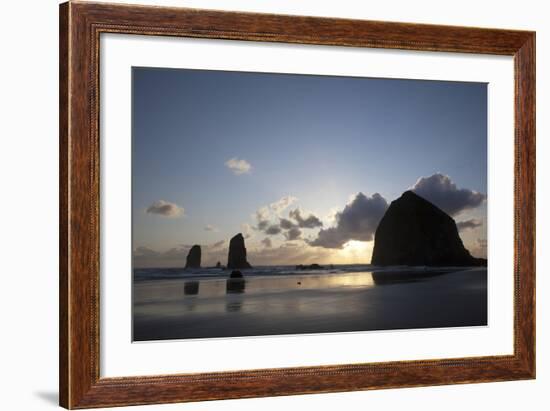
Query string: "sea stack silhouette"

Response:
xmin=371 ymin=191 xmax=486 ymax=266
xmin=227 ymin=233 xmax=252 ymax=269
xmin=184 ymin=245 xmax=201 ymax=269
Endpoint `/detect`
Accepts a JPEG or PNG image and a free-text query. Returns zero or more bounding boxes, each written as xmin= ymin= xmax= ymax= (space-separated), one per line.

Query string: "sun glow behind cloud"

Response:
xmin=335 ymin=240 xmax=373 ymax=264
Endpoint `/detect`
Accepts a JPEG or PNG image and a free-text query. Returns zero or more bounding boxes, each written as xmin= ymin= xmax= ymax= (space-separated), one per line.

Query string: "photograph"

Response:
xmin=132 ymin=67 xmax=488 ymax=341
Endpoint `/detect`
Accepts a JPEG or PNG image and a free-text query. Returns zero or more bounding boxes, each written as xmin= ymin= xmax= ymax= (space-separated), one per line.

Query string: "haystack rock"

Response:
xmin=371 ymin=191 xmax=486 ymax=266
xmin=184 ymin=245 xmax=201 ymax=269
xmin=227 ymin=233 xmax=252 ymax=269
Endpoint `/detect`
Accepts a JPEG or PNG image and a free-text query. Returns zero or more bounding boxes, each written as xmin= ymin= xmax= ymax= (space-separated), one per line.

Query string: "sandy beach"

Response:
xmin=133 ymin=266 xmax=487 ymax=341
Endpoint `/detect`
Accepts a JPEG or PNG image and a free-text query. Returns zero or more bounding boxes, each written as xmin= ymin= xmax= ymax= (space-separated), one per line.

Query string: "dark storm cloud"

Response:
xmin=309 ymin=192 xmax=388 ymax=249
xmin=261 ymin=237 xmax=272 ymax=248
xmin=412 ymin=173 xmax=486 ymax=216
xmin=456 ymin=219 xmax=483 ymax=232
xmin=284 ymin=227 xmax=302 ymax=241
xmin=145 ymin=200 xmax=184 ymax=217
xmin=289 ymin=209 xmax=323 ymax=229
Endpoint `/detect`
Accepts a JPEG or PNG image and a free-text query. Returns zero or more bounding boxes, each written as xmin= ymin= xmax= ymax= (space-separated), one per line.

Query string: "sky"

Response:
xmin=132 ymin=67 xmax=487 ymax=268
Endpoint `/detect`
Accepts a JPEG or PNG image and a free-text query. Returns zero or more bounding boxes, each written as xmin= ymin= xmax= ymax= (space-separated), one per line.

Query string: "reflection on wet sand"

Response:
xmin=226 ymin=278 xmax=246 ymax=293
xmin=184 ymin=272 xmax=378 ymax=298
xmin=371 ymin=270 xmax=452 ymax=285
xmin=225 ymin=300 xmax=243 ymax=312
xmin=136 ymin=270 xmax=465 ymax=304
xmin=183 ymin=281 xmax=199 ymax=295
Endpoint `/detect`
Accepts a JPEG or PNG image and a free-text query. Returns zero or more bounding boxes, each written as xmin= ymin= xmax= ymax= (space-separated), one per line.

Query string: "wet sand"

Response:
xmin=133 ymin=268 xmax=487 ymax=341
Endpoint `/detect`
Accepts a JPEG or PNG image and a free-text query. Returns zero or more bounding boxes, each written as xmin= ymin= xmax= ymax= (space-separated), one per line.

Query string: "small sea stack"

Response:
xmin=229 ymin=270 xmax=244 ymax=279
xmin=184 ymin=245 xmax=201 ymax=269
xmin=296 ymin=264 xmax=324 ymax=270
xmin=227 ymin=270 xmax=246 ymax=293
xmin=227 ymin=233 xmax=252 ymax=269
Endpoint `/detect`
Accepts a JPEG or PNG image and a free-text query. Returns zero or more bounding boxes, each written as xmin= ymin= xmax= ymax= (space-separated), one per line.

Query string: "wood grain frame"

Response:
xmin=59 ymin=1 xmax=535 ymax=408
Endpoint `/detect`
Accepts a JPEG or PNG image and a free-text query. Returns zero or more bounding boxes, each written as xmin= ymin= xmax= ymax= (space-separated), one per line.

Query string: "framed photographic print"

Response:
xmin=59 ymin=1 xmax=535 ymax=409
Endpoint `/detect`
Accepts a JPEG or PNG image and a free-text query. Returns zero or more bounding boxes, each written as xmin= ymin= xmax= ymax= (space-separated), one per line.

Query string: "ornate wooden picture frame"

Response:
xmin=59 ymin=1 xmax=535 ymax=408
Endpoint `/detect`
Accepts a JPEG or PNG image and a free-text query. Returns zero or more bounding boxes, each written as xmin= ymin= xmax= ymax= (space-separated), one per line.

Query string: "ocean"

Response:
xmin=133 ymin=265 xmax=487 ymax=341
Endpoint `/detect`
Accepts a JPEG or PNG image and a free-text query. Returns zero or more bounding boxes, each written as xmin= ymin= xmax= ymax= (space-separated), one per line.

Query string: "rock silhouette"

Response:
xmin=227 ymin=233 xmax=252 ymax=269
xmin=227 ymin=270 xmax=246 ymax=293
xmin=184 ymin=245 xmax=201 ymax=269
xmin=230 ymin=270 xmax=244 ymax=278
xmin=371 ymin=191 xmax=486 ymax=266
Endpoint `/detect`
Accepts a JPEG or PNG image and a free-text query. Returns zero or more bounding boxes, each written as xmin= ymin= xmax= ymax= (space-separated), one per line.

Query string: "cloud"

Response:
xmin=309 ymin=192 xmax=388 ymax=249
xmin=254 ymin=196 xmax=298 ymax=234
xmin=135 ymin=241 xmax=329 ymax=268
xmin=241 ymin=223 xmax=253 ymax=239
xmin=456 ymin=219 xmax=483 ymax=232
xmin=255 ymin=206 xmax=271 ymax=230
xmin=253 ymin=196 xmax=323 ymax=243
xmin=284 ymin=227 xmax=302 ymax=241
xmin=270 ymin=195 xmax=298 ymax=214
xmin=210 ymin=240 xmax=226 ymax=249
xmin=203 ymin=240 xmax=231 ymax=266
xmin=265 ymin=224 xmax=282 ymax=235
xmin=253 ymin=203 xmax=319 ymax=243
xmin=279 ymin=218 xmax=295 ymax=230
xmin=468 ymin=237 xmax=488 ymax=259
xmin=257 ymin=220 xmax=269 ymax=231
xmin=225 ymin=157 xmax=252 ymax=175
xmin=133 ymin=245 xmax=191 ymax=268
xmin=284 ymin=242 xmax=300 ymax=247
xmin=204 ymin=224 xmax=218 ymax=232
xmin=256 ymin=206 xmax=270 ymax=221
xmin=289 ymin=209 xmax=323 ymax=229
xmin=412 ymin=173 xmax=486 ymax=216
xmin=247 ymin=242 xmax=335 ymax=266
xmin=145 ymin=200 xmax=184 ymax=217
xmin=133 ymin=246 xmax=164 ymax=257
xmin=133 ymin=238 xmax=234 ymax=268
